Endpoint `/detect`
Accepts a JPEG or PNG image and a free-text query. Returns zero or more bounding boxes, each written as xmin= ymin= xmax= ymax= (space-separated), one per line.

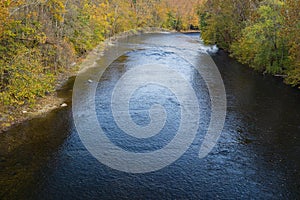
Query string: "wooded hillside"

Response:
xmin=198 ymin=0 xmax=300 ymax=87
xmin=0 ymin=0 xmax=200 ymax=108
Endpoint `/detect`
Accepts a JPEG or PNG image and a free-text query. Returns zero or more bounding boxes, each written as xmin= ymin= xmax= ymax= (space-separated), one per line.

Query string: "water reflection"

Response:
xmin=0 ymin=33 xmax=299 ymax=199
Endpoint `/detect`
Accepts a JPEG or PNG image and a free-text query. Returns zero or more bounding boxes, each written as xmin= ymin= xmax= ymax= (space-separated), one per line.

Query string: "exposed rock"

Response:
xmin=61 ymin=103 xmax=68 ymax=107
xmin=71 ymin=62 xmax=77 ymax=67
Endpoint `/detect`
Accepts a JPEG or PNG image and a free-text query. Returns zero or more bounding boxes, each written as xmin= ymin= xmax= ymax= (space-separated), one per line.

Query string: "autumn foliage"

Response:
xmin=0 ymin=0 xmax=200 ymax=108
xmin=198 ymin=0 xmax=300 ymax=87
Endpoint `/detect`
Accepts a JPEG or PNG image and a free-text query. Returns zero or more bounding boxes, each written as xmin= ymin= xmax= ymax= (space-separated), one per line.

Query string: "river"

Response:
xmin=0 ymin=32 xmax=299 ymax=199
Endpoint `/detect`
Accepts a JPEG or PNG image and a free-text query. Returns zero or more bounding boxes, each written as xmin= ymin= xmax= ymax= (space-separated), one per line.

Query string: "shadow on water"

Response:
xmin=0 ymin=33 xmax=299 ymax=199
xmin=0 ymin=78 xmax=74 ymax=199
xmin=56 ymin=76 xmax=76 ymax=99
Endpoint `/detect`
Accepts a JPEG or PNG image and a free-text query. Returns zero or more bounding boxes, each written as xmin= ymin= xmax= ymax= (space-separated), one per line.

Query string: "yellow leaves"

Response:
xmin=0 ymin=45 xmax=56 ymax=106
xmin=35 ymin=32 xmax=47 ymax=44
xmin=0 ymin=0 xmax=11 ymax=38
xmin=46 ymin=0 xmax=66 ymax=22
xmin=100 ymin=2 xmax=108 ymax=9
xmin=285 ymin=65 xmax=300 ymax=87
xmin=2 ymin=123 xmax=11 ymax=128
xmin=1 ymin=0 xmax=212 ymax=108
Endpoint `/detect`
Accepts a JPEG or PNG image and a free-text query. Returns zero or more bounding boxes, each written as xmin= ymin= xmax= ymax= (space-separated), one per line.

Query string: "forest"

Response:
xmin=0 ymin=0 xmax=299 ymax=116
xmin=0 ymin=0 xmax=199 ymax=109
xmin=199 ymin=0 xmax=300 ymax=87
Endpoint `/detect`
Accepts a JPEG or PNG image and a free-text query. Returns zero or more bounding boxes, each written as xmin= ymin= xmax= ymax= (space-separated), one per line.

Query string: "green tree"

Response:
xmin=231 ymin=1 xmax=289 ymax=74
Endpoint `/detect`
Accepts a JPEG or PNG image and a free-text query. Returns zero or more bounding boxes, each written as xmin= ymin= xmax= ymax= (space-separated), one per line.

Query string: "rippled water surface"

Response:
xmin=0 ymin=33 xmax=299 ymax=199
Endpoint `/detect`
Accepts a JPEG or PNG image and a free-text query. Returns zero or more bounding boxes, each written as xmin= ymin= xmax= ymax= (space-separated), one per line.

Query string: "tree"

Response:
xmin=283 ymin=0 xmax=300 ymax=87
xmin=231 ymin=1 xmax=289 ymax=74
xmin=199 ymin=0 xmax=300 ymax=87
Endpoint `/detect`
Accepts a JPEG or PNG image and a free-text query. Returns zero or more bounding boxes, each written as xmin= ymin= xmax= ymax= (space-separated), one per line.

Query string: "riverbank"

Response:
xmin=1 ymin=31 xmax=299 ymax=199
xmin=0 ymin=27 xmax=173 ymax=133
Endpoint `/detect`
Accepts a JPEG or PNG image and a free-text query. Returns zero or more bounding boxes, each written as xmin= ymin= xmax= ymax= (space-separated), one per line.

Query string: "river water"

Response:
xmin=0 ymin=33 xmax=299 ymax=199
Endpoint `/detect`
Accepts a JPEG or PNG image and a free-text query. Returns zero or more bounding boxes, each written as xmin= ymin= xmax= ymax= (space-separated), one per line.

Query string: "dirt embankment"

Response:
xmin=0 ymin=28 xmax=176 ymax=133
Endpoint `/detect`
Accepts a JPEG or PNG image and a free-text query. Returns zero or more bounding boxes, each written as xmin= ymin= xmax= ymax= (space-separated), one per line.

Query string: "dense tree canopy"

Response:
xmin=0 ymin=0 xmax=299 ymax=116
xmin=0 ymin=0 xmax=200 ymax=107
xmin=198 ymin=0 xmax=300 ymax=87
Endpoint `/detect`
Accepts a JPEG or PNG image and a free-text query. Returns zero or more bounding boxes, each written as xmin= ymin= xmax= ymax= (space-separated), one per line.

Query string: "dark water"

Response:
xmin=0 ymin=33 xmax=299 ymax=199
